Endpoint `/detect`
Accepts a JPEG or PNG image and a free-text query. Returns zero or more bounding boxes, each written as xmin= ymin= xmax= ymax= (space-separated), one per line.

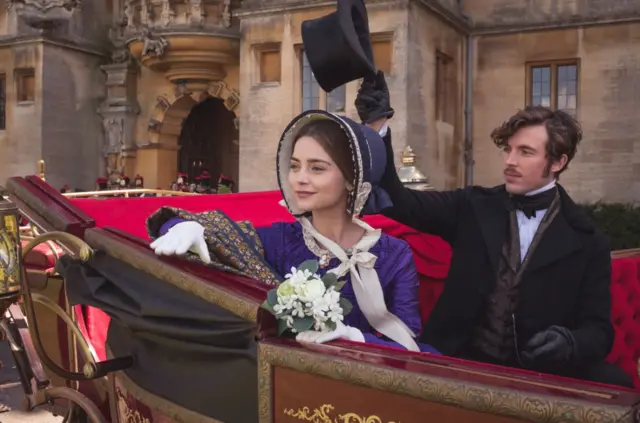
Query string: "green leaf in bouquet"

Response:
xmin=277 ymin=319 xmax=289 ymax=336
xmin=267 ymin=289 xmax=278 ymax=307
xmin=292 ymin=316 xmax=315 ymax=333
xmin=339 ymin=297 xmax=353 ymax=316
xmin=298 ymin=260 xmax=319 ymax=276
xmin=333 ymin=280 xmax=346 ymax=291
xmin=321 ymin=272 xmax=338 ymax=289
xmin=325 ymin=320 xmax=337 ymax=331
xmin=260 ymin=300 xmax=275 ymax=314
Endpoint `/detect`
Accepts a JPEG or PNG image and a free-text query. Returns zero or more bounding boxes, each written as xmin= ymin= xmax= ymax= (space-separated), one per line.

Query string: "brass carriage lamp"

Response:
xmin=397 ymin=146 xmax=436 ymax=191
xmin=0 ymin=199 xmax=22 ymax=301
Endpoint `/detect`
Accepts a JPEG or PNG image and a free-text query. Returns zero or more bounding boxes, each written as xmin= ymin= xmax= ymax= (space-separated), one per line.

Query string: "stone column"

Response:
xmin=97 ymin=61 xmax=140 ymax=184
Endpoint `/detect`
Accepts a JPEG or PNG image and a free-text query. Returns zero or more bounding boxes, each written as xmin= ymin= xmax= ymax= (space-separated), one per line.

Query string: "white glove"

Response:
xmin=296 ymin=321 xmax=365 ymax=345
xmin=150 ymin=221 xmax=211 ymax=264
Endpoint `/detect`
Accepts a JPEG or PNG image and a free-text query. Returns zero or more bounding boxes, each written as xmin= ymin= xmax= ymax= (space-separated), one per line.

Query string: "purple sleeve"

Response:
xmin=256 ymin=224 xmax=287 ymax=273
xmin=159 ymin=218 xmax=184 ymax=236
xmin=387 ymin=242 xmax=422 ymax=336
xmin=359 ymin=242 xmax=439 ymax=353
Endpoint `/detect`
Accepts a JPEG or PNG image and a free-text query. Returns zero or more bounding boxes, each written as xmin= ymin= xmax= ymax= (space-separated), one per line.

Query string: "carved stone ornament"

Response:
xmin=102 ymin=117 xmax=127 ymax=184
xmin=136 ymin=28 xmax=168 ymax=58
xmin=102 ymin=117 xmax=125 ymax=155
xmin=222 ymin=0 xmax=231 ymax=28
xmin=108 ymin=18 xmax=132 ymax=64
xmin=186 ymin=0 xmax=205 ymax=26
xmin=8 ymin=0 xmax=83 ymax=28
xmin=160 ymin=0 xmax=174 ymax=27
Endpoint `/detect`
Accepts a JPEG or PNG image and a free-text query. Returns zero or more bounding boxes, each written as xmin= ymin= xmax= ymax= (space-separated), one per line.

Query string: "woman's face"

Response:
xmin=288 ymin=135 xmax=349 ymax=213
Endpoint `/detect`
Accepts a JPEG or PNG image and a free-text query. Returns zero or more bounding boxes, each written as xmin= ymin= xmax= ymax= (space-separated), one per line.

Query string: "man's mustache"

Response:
xmin=504 ymin=168 xmax=522 ymax=177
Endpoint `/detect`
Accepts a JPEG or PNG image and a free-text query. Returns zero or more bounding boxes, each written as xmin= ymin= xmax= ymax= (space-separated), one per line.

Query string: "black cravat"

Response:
xmin=507 ymin=187 xmax=557 ymax=219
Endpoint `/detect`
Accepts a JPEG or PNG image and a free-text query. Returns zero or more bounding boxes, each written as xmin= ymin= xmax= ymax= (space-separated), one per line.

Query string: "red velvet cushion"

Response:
xmin=607 ymin=257 xmax=640 ymax=388
xmin=22 ymin=240 xmax=61 ymax=268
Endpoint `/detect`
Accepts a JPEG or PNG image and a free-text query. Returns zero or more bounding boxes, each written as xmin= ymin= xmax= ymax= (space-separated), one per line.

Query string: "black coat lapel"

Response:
xmin=471 ymin=189 xmax=509 ymax=274
xmin=525 ymin=185 xmax=590 ymax=272
xmin=525 ymin=213 xmax=582 ymax=272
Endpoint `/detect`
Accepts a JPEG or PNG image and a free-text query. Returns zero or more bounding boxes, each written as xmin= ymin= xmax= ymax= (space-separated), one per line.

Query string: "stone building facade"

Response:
xmin=0 ymin=0 xmax=639 ymax=202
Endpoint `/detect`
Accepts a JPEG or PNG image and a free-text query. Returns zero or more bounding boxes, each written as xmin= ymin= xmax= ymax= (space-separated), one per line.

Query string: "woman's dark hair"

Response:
xmin=293 ymin=119 xmax=355 ymax=183
xmin=490 ymin=105 xmax=583 ymax=177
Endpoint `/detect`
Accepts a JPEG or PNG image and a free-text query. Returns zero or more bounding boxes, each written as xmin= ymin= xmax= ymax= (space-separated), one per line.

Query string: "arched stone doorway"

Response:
xmin=178 ymin=97 xmax=239 ymax=188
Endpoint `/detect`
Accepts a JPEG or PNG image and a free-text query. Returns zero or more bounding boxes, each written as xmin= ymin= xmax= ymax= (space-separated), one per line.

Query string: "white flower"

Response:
xmin=310 ymin=296 xmax=330 ymax=317
xmin=277 ymin=281 xmax=296 ymax=298
xmin=296 ymin=278 xmax=326 ymax=302
xmin=291 ymin=301 xmax=306 ymax=318
xmin=323 ymin=288 xmax=341 ymax=307
xmin=313 ymin=319 xmax=327 ymax=331
xmin=273 ymin=294 xmax=295 ymax=315
xmin=282 ymin=315 xmax=294 ymax=328
xmin=284 ymin=268 xmax=316 ymax=286
xmin=327 ymin=303 xmax=344 ymax=323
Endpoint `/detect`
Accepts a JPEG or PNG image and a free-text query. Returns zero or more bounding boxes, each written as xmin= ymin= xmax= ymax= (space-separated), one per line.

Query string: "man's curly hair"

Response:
xmin=490 ymin=106 xmax=583 ymax=177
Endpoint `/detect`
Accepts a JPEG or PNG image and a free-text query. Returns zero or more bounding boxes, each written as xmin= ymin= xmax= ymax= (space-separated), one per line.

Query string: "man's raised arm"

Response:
xmin=357 ymin=73 xmax=468 ymax=244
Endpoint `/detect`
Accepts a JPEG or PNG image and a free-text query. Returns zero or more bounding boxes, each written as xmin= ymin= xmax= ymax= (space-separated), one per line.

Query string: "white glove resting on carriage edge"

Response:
xmin=150 ymin=221 xmax=212 ymax=264
xmin=296 ymin=321 xmax=365 ymax=344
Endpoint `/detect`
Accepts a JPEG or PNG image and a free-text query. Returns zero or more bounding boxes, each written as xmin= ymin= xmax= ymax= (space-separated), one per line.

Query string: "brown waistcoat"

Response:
xmin=471 ymin=194 xmax=561 ymax=361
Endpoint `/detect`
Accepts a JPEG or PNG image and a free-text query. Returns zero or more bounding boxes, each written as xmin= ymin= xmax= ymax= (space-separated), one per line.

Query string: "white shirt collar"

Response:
xmin=525 ymin=179 xmax=556 ymax=196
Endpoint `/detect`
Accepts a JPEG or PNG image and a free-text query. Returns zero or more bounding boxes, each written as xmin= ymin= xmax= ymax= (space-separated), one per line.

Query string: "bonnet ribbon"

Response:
xmin=300 ymin=217 xmax=419 ymax=352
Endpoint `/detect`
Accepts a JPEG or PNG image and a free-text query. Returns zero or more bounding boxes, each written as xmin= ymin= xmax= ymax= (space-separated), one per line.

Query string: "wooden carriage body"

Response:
xmin=9 ymin=175 xmax=640 ymax=423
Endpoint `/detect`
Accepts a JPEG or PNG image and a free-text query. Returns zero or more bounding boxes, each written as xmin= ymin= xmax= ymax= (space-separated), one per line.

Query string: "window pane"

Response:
xmin=532 ymin=67 xmax=541 ymax=81
xmin=530 ymin=66 xmax=551 ymax=107
xmin=301 ymin=51 xmax=319 ymax=111
xmin=326 ymin=84 xmax=346 ymax=113
xmin=542 ymin=68 xmax=550 ymax=82
xmin=557 ymin=65 xmax=578 ymax=113
xmin=557 ymin=95 xmax=567 ymax=109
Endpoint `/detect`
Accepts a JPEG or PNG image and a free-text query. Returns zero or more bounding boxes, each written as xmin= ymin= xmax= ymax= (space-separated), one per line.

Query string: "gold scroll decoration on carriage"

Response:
xmin=284 ymin=404 xmax=398 ymax=423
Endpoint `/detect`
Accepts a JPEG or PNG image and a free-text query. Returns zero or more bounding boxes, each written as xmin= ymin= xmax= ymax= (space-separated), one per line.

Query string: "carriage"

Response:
xmin=3 ymin=174 xmax=640 ymax=423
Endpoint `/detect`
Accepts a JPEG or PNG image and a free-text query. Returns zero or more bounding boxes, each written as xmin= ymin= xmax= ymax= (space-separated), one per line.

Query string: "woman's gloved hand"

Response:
xmin=150 ymin=221 xmax=211 ymax=264
xmin=296 ymin=321 xmax=365 ymax=344
xmin=355 ymin=71 xmax=395 ymax=124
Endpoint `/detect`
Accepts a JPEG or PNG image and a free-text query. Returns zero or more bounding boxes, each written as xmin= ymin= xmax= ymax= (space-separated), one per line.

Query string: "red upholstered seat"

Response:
xmin=65 ymin=191 xmax=639 ymax=389
xmin=607 ymin=257 xmax=640 ymax=388
xmin=22 ymin=240 xmax=61 ymax=269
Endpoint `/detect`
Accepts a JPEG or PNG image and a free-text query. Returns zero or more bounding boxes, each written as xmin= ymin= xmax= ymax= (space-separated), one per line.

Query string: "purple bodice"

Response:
xmin=257 ymin=222 xmax=434 ymax=351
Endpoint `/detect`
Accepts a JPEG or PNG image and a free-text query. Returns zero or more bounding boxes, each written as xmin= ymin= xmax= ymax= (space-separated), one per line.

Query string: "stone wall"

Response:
xmin=40 ymin=44 xmax=106 ymax=191
xmin=0 ymin=42 xmax=43 ymax=181
xmin=406 ymin=1 xmax=465 ymax=189
xmin=463 ymin=0 xmax=640 ymax=30
xmin=471 ymin=23 xmax=640 ymax=202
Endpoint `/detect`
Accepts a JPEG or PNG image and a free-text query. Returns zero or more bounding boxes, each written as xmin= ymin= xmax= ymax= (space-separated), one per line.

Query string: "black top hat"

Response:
xmin=301 ymin=0 xmax=376 ymax=93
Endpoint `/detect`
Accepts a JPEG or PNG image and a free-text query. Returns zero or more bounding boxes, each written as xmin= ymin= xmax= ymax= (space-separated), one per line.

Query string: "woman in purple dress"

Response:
xmin=150 ymin=110 xmax=439 ymax=354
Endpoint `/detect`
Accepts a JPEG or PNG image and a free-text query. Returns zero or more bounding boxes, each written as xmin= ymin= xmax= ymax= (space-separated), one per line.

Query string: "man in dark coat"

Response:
xmin=355 ymin=72 xmax=632 ymax=388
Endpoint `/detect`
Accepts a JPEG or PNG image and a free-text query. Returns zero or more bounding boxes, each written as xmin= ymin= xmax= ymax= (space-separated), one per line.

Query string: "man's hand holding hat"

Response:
xmin=355 ymin=71 xmax=395 ymax=124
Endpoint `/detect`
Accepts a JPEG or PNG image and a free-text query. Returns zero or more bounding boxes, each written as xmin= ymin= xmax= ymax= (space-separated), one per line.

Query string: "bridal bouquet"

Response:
xmin=261 ymin=260 xmax=352 ymax=336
